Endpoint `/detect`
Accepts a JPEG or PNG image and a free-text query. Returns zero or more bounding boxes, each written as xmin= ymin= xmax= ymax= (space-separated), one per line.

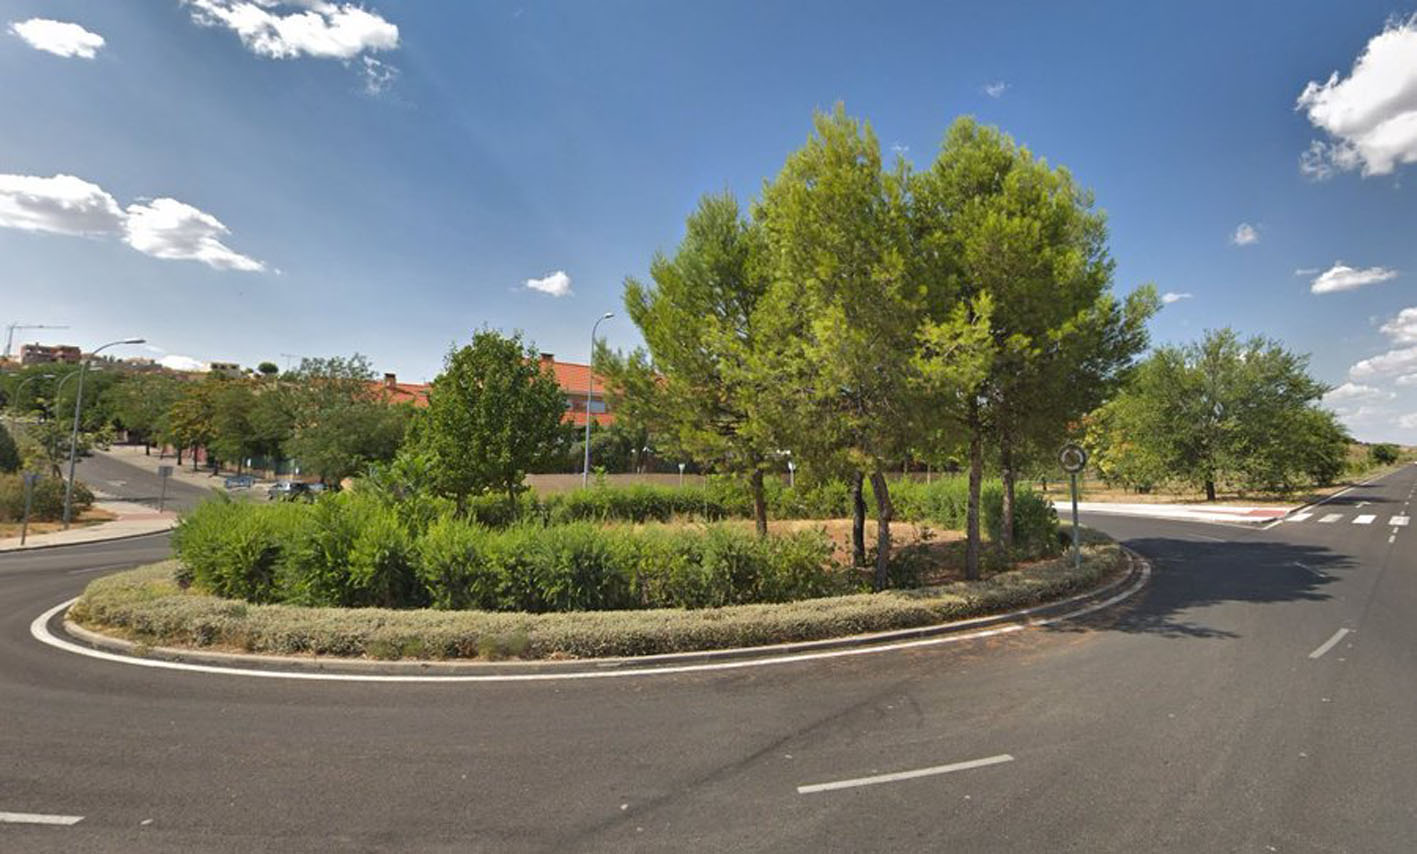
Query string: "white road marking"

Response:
xmin=1356 ymin=501 xmax=1369 ymax=509
xmin=1287 ymin=512 xmax=1313 ymax=523
xmin=1318 ymin=513 xmax=1342 ymax=524
xmin=1391 ymin=535 xmax=1397 ymax=544
xmin=1309 ymin=628 xmax=1352 ymax=660
xmin=1352 ymin=515 xmax=1376 ymax=525
xmin=28 ymin=556 xmax=1153 ymax=683
xmin=0 ymin=811 xmax=84 ymax=826
xmin=1390 ymin=516 xmax=1409 ymax=527
xmin=1292 ymin=561 xmax=1325 ymax=579
xmin=797 ymin=754 xmax=1015 ymax=794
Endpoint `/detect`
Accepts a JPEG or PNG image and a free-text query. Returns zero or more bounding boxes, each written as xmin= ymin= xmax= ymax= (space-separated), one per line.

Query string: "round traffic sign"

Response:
xmin=1059 ymin=443 xmax=1088 ymax=474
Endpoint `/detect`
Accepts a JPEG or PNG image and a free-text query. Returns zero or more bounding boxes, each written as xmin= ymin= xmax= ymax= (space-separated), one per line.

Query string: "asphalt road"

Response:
xmin=1 ymin=457 xmax=1414 ymax=852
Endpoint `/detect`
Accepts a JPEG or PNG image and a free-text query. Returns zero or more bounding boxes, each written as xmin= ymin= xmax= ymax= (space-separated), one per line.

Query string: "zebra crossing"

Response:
xmin=1285 ymin=511 xmax=1409 ymax=527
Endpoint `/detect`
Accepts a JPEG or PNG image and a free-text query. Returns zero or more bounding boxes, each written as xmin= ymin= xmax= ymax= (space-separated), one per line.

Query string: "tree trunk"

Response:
xmin=506 ymin=482 xmax=519 ymax=519
xmin=1204 ymin=478 xmax=1216 ymax=501
xmin=750 ymin=468 xmax=768 ymax=537
xmin=999 ymin=426 xmax=1015 ymax=555
xmin=175 ymin=447 xmax=183 ymax=466
xmin=850 ymin=472 xmax=867 ymax=567
xmin=965 ymin=402 xmax=984 ymax=581
xmin=144 ymin=442 xmax=150 ymax=456
xmin=869 ymin=470 xmax=894 ymax=592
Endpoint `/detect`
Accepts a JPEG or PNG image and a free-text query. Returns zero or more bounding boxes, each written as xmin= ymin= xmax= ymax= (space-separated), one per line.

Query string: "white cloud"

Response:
xmin=1323 ymin=382 xmax=1394 ymax=404
xmin=1310 ymin=261 xmax=1398 ymax=293
xmin=1400 ymin=412 xmax=1417 ymax=430
xmin=1293 ymin=267 xmax=1319 ymax=276
xmin=1296 ymin=15 xmax=1417 ymax=178
xmin=124 ymin=198 xmax=265 ymax=272
xmin=0 ymin=174 xmax=125 ymax=235
xmin=158 ymin=354 xmax=209 ymax=372
xmin=8 ymin=18 xmax=105 ymax=59
xmin=1397 ymin=373 xmax=1417 ymax=386
xmin=1379 ymin=306 xmax=1417 ymax=344
xmin=525 ymin=270 xmax=572 ymax=297
xmin=0 ymin=173 xmax=263 ymax=271
xmin=1231 ymin=222 xmax=1259 ymax=245
xmin=1161 ymin=292 xmax=1193 ymax=304
xmin=185 ymin=0 xmax=399 ymax=89
xmin=983 ymin=81 xmax=1008 ymax=98
xmin=1350 ymin=345 xmax=1417 ymax=379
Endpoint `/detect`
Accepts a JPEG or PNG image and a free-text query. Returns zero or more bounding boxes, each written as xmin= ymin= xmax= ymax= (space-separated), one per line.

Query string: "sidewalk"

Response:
xmin=1052 ymin=500 xmax=1296 ymax=526
xmin=0 ymin=499 xmax=178 ymax=552
xmin=101 ymin=444 xmax=274 ymax=493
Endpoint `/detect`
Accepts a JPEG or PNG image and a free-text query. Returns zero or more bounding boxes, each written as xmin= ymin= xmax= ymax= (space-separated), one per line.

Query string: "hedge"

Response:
xmin=0 ymin=473 xmax=94 ymax=523
xmin=71 ymin=538 xmax=1124 ymax=661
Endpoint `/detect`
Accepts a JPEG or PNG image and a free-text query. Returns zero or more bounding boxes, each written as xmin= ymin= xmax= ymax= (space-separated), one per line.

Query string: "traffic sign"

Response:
xmin=157 ymin=465 xmax=174 ymax=478
xmin=1059 ymin=443 xmax=1088 ymax=474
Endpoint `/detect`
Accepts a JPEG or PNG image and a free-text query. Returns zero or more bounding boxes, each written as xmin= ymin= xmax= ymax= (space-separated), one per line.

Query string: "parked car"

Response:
xmin=267 ymin=480 xmax=313 ymax=501
xmin=224 ymin=474 xmax=255 ymax=490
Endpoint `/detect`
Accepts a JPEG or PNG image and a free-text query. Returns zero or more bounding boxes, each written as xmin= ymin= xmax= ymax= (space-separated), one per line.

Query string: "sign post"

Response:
xmin=677 ymin=462 xmax=686 ymax=488
xmin=1059 ymin=444 xmax=1089 ymax=570
xmin=157 ymin=465 xmax=174 ymax=513
xmin=20 ymin=472 xmax=38 ymax=546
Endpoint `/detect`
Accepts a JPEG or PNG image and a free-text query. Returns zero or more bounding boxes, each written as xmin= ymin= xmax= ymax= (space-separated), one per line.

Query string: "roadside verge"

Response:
xmin=47 ymin=544 xmax=1148 ymax=679
xmin=0 ymin=499 xmax=176 ymax=553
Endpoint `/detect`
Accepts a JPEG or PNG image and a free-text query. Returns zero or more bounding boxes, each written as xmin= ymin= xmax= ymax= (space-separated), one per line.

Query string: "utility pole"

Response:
xmin=3 ymin=323 xmax=70 ymax=359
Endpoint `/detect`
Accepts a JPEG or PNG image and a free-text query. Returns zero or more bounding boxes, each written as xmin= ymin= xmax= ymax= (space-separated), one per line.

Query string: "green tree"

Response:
xmin=409 ymin=330 xmax=567 ymax=511
xmin=1369 ymin=443 xmax=1400 ymax=466
xmin=165 ymin=382 xmax=216 ymax=470
xmin=754 ymin=104 xmax=921 ymax=588
xmin=284 ymin=355 xmax=408 ymax=485
xmin=600 ymin=191 xmax=778 ymax=533
xmin=1091 ymin=329 xmax=1331 ymax=498
xmin=110 ymin=373 xmax=184 ymax=454
xmin=0 ymin=422 xmax=19 ymax=473
xmin=257 ymin=361 xmax=280 ymax=377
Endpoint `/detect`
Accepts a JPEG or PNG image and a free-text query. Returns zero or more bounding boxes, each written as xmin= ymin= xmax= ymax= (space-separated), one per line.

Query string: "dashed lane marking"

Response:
xmin=0 ymin=811 xmax=84 ymax=826
xmin=1309 ymin=628 xmax=1352 ymax=660
xmin=797 ymin=754 xmax=1015 ymax=795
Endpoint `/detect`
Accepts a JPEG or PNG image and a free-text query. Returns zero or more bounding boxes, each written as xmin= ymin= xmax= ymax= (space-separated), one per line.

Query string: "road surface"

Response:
xmin=1 ymin=456 xmax=1414 ymax=851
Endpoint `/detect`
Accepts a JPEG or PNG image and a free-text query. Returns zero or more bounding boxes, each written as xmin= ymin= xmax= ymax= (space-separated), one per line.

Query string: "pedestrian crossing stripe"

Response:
xmin=1393 ymin=516 xmax=1410 ymax=527
xmin=1319 ymin=513 xmax=1342 ymax=523
xmin=1353 ymin=515 xmax=1376 ymax=525
xmin=1288 ymin=512 xmax=1313 ymax=522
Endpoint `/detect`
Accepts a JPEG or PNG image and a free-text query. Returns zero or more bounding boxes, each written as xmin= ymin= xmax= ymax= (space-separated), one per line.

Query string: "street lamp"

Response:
xmin=63 ymin=338 xmax=144 ymax=528
xmin=9 ymin=372 xmax=56 ymax=413
xmin=582 ymin=312 xmax=613 ymax=487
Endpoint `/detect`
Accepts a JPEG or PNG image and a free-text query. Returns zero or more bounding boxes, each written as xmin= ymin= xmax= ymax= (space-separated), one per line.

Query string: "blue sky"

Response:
xmin=3 ymin=1 xmax=1416 ymax=441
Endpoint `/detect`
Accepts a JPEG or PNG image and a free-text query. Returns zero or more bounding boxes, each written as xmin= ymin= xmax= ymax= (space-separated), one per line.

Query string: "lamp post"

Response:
xmin=63 ymin=338 xmax=144 ymax=528
xmin=9 ymin=372 xmax=56 ymax=414
xmin=582 ymin=312 xmax=613 ymax=487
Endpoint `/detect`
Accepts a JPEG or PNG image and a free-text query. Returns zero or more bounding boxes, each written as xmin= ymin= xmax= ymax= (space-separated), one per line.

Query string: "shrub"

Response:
xmin=416 ymin=516 xmax=498 ymax=610
xmin=0 ymin=424 xmax=19 ymax=474
xmin=0 ymin=473 xmax=93 ymax=523
xmin=1370 ymin=443 xmax=1400 ymax=466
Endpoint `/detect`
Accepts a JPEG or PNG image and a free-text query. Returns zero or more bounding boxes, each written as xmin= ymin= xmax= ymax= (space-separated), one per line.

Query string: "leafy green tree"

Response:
xmin=284 ymin=355 xmax=408 ymax=485
xmin=753 ymin=104 xmax=921 ymax=588
xmin=257 ymin=361 xmax=280 ymax=377
xmin=0 ymin=423 xmax=19 ymax=473
xmin=409 ymin=330 xmax=566 ymax=511
xmin=600 ymin=191 xmax=777 ymax=533
xmin=1090 ymin=329 xmax=1331 ymax=498
xmin=1370 ymin=443 xmax=1400 ymax=466
xmin=165 ymin=382 xmax=216 ymax=470
xmin=110 ymin=373 xmax=184 ymax=453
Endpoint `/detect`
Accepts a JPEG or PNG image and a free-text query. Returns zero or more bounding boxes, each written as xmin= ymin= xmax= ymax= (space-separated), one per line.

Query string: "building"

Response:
xmin=208 ymin=361 xmax=243 ymax=378
xmin=19 ymin=343 xmax=82 ymax=365
xmin=373 ymin=353 xmax=615 ymax=426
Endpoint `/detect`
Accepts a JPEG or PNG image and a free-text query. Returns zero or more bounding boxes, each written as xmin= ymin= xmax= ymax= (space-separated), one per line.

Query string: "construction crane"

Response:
xmin=279 ymin=353 xmax=306 ymax=371
xmin=3 ymin=323 xmax=70 ymax=359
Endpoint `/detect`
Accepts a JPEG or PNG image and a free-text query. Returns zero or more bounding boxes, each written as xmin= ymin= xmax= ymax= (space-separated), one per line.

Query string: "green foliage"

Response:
xmin=0 ymin=473 xmax=93 ymax=522
xmin=1370 ymin=443 xmax=1400 ymax=466
xmin=0 ymin=423 xmax=19 ymax=473
xmin=284 ymin=355 xmax=409 ymax=484
xmin=408 ymin=329 xmax=568 ymax=509
xmin=1088 ymin=328 xmax=1340 ymax=496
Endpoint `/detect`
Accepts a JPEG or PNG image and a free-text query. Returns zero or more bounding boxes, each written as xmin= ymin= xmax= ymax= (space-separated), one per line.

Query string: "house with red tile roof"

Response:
xmin=371 ymin=353 xmax=615 ymax=426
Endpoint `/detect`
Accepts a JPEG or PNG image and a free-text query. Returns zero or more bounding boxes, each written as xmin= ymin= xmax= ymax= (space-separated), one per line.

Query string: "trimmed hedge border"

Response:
xmin=70 ymin=535 xmax=1126 ymax=662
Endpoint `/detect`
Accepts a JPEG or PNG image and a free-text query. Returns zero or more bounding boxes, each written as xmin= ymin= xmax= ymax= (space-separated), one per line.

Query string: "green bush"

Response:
xmin=0 ymin=473 xmax=93 ymax=523
xmin=1370 ymin=443 xmax=1401 ymax=466
xmin=0 ymin=424 xmax=19 ymax=474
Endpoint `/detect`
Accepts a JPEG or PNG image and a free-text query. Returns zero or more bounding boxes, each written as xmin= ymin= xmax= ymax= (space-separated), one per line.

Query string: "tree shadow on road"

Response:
xmin=1050 ymin=536 xmax=1356 ymax=640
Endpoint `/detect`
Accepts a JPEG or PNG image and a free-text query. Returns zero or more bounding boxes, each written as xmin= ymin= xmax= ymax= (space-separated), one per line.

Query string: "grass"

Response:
xmin=69 ymin=530 xmax=1125 ymax=662
xmin=0 ymin=507 xmax=116 ymax=539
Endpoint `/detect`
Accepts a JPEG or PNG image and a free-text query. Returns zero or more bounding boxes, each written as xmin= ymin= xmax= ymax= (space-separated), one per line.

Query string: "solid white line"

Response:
xmin=797 ymin=754 xmax=1014 ymax=794
xmin=1353 ymin=515 xmax=1376 ymax=525
xmin=29 ymin=558 xmax=1152 ymax=683
xmin=0 ymin=811 xmax=84 ymax=826
xmin=1287 ymin=512 xmax=1313 ymax=523
xmin=1318 ymin=513 xmax=1342 ymax=524
xmin=1308 ymin=628 xmax=1352 ymax=660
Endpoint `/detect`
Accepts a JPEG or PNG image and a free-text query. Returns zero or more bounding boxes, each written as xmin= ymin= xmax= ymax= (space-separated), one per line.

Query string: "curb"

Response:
xmin=54 ymin=550 xmax=1147 ymax=678
xmin=0 ymin=525 xmax=175 ymax=554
